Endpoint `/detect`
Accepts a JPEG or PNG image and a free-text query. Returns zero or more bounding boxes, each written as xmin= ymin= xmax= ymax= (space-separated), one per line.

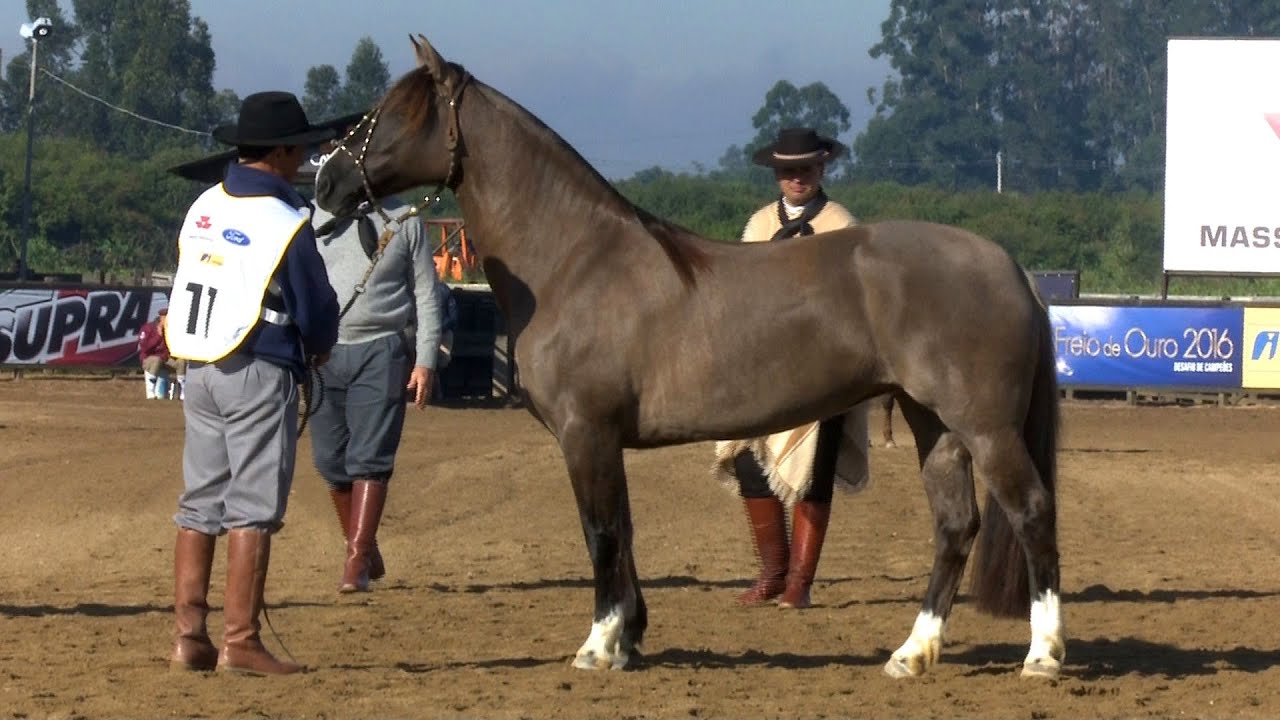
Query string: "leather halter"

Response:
xmin=325 ymin=68 xmax=471 ymax=264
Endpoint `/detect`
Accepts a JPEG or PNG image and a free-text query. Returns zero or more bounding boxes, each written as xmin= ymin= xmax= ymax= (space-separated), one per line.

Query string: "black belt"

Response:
xmin=185 ymin=352 xmax=253 ymax=371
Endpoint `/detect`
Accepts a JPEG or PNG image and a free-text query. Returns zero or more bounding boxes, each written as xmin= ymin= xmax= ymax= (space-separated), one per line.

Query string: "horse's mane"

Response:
xmin=381 ymin=65 xmax=443 ymax=137
xmin=382 ymin=63 xmax=710 ymax=287
xmin=633 ymin=210 xmax=713 ymax=287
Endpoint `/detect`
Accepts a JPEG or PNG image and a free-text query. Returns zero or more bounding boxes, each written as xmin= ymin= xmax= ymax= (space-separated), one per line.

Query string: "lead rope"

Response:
xmin=260 ymin=601 xmax=303 ymax=668
xmin=299 ymin=357 xmax=323 ymax=435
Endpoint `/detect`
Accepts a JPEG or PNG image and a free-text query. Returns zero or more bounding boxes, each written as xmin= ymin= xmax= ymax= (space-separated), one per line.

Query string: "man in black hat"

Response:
xmin=727 ymin=127 xmax=870 ymax=610
xmin=164 ymin=91 xmax=340 ymax=675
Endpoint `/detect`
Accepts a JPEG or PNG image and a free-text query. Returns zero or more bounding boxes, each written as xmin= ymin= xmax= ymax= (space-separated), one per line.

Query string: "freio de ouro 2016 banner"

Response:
xmin=0 ymin=287 xmax=169 ymax=367
xmin=1051 ymin=305 xmax=1243 ymax=388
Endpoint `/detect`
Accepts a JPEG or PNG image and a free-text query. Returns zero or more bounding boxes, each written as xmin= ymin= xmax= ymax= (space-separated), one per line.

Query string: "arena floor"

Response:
xmin=2 ymin=378 xmax=1279 ymax=719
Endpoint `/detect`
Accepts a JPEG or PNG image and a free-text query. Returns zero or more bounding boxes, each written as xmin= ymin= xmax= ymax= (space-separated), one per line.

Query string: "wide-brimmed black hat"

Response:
xmin=211 ymin=91 xmax=337 ymax=147
xmin=751 ymin=127 xmax=845 ymax=168
xmin=172 ymin=110 xmax=365 ymax=184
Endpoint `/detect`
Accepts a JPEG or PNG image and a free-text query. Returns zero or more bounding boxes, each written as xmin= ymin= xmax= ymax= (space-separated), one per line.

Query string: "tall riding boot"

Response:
xmin=170 ymin=528 xmax=218 ymax=672
xmin=218 ymin=528 xmax=303 ymax=675
xmin=339 ymin=479 xmax=388 ymax=593
xmin=328 ymin=486 xmax=385 ymax=582
xmin=778 ymin=500 xmax=832 ymax=609
xmin=736 ymin=496 xmax=790 ymax=606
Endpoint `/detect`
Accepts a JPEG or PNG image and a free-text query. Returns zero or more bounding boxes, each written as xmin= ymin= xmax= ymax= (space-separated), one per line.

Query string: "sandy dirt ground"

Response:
xmin=2 ymin=377 xmax=1280 ymax=719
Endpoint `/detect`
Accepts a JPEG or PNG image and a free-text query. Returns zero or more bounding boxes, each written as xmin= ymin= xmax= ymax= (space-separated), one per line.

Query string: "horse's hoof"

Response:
xmin=1020 ymin=657 xmax=1061 ymax=680
xmin=883 ymin=654 xmax=926 ymax=679
xmin=572 ymin=651 xmax=607 ymax=670
xmin=572 ymin=649 xmax=630 ymax=671
xmin=884 ymin=440 xmax=897 ymax=449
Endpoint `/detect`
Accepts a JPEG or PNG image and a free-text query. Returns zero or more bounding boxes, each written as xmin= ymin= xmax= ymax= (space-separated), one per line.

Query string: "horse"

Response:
xmin=314 ymin=34 xmax=1064 ymax=680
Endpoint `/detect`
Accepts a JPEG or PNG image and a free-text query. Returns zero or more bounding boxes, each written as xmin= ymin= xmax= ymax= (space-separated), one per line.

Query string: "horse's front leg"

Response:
xmin=558 ymin=421 xmax=647 ymax=670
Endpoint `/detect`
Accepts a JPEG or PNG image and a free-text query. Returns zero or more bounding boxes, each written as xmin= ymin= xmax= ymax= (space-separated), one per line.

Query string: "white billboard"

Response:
xmin=1163 ymin=38 xmax=1280 ymax=274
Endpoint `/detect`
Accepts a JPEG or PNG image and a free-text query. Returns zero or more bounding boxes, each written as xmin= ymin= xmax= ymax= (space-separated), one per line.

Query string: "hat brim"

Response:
xmin=167 ymin=151 xmax=236 ymax=183
xmin=751 ymin=140 xmax=845 ymax=168
xmin=211 ymin=124 xmax=337 ymax=148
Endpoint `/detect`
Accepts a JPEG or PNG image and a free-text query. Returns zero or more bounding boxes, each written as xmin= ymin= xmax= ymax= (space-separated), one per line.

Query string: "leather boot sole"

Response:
xmin=169 ymin=644 xmax=218 ymax=673
xmin=217 ymin=656 xmax=305 ymax=676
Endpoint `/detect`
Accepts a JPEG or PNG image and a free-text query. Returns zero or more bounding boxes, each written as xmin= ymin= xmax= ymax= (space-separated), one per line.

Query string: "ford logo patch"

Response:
xmin=222 ymin=229 xmax=251 ymax=246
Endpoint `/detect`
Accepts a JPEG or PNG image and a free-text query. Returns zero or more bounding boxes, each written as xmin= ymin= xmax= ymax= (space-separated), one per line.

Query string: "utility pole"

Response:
xmin=18 ymin=37 xmax=38 ymax=280
xmin=17 ymin=17 xmax=52 ymax=282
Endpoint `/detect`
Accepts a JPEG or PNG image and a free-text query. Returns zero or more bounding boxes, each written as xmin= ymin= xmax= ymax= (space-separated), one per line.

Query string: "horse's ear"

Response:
xmin=410 ymin=33 xmax=448 ymax=79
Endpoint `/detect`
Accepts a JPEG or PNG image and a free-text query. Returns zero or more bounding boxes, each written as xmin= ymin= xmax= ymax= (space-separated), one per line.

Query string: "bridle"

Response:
xmin=300 ymin=68 xmax=472 ymax=431
xmin=324 ymin=67 xmax=472 ymax=259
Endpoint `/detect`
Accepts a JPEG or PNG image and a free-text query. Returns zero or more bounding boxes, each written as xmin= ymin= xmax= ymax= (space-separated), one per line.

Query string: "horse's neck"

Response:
xmin=453 ymin=86 xmax=640 ymax=293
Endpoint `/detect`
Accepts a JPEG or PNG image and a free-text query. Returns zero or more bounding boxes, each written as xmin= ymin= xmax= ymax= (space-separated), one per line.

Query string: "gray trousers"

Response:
xmin=309 ymin=333 xmax=410 ymax=488
xmin=174 ymin=355 xmax=298 ymax=534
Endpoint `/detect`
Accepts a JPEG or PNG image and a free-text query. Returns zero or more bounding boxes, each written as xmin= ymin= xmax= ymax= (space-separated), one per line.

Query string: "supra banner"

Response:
xmin=1051 ymin=305 xmax=1243 ymax=388
xmin=1163 ymin=38 xmax=1280 ymax=274
xmin=0 ymin=287 xmax=169 ymax=367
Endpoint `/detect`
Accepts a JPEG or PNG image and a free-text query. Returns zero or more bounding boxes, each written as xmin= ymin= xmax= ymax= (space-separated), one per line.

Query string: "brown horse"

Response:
xmin=315 ymin=34 xmax=1064 ymax=679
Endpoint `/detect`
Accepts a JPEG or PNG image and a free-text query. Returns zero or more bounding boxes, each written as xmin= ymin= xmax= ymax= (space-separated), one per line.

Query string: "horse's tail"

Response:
xmin=968 ymin=297 xmax=1059 ymax=618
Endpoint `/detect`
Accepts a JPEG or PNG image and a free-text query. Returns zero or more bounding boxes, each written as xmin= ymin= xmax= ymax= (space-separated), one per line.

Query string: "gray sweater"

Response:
xmin=313 ymin=199 xmax=443 ymax=369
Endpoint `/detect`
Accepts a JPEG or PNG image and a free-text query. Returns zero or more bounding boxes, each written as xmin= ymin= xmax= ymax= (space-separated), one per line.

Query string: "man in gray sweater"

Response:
xmin=311 ymin=196 xmax=443 ymax=593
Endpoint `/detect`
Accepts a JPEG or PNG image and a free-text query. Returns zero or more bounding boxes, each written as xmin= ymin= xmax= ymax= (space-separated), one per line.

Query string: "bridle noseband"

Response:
xmin=325 ymin=67 xmax=472 ymax=256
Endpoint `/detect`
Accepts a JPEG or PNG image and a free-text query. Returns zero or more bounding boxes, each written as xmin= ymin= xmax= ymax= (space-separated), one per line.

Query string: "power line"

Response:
xmin=38 ymin=68 xmax=211 ymax=138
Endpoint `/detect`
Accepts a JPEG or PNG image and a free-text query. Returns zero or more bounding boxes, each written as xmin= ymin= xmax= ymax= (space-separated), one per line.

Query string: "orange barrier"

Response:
xmin=427 ymin=218 xmax=475 ymax=281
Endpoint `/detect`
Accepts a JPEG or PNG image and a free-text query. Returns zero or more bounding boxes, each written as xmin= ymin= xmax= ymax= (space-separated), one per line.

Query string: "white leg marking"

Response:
xmin=884 ymin=611 xmax=945 ymax=678
xmin=1022 ymin=590 xmax=1065 ymax=679
xmin=573 ymin=607 xmax=630 ymax=670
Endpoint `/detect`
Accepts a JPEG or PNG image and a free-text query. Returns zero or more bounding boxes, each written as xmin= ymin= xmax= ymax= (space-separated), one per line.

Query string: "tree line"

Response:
xmin=1 ymin=0 xmax=1278 ymax=295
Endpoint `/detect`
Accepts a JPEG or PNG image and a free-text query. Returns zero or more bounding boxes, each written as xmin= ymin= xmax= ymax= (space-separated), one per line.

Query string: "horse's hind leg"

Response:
xmin=558 ymin=421 xmax=646 ymax=670
xmin=968 ymin=428 xmax=1063 ymax=679
xmin=884 ymin=398 xmax=979 ymax=679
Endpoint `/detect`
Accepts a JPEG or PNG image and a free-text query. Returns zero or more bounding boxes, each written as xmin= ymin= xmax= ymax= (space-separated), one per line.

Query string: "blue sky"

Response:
xmin=6 ymin=0 xmax=895 ymax=178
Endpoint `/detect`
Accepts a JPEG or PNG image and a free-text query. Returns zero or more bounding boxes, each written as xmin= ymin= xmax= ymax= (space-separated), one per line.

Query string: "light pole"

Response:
xmin=17 ymin=17 xmax=52 ymax=281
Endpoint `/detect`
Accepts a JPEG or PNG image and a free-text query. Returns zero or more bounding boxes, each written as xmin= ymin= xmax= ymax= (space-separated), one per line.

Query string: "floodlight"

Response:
xmin=19 ymin=17 xmax=52 ymax=40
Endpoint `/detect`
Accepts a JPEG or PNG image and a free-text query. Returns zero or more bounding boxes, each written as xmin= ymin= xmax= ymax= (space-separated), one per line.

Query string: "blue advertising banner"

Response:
xmin=1050 ymin=305 xmax=1243 ymax=387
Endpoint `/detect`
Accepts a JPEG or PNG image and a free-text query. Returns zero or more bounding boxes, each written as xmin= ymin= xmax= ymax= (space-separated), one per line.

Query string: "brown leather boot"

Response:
xmin=218 ymin=528 xmax=304 ymax=675
xmin=329 ymin=485 xmax=385 ymax=582
xmin=339 ymin=479 xmax=388 ymax=593
xmin=170 ymin=528 xmax=218 ymax=672
xmin=736 ymin=496 xmax=789 ymax=606
xmin=778 ymin=500 xmax=832 ymax=609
